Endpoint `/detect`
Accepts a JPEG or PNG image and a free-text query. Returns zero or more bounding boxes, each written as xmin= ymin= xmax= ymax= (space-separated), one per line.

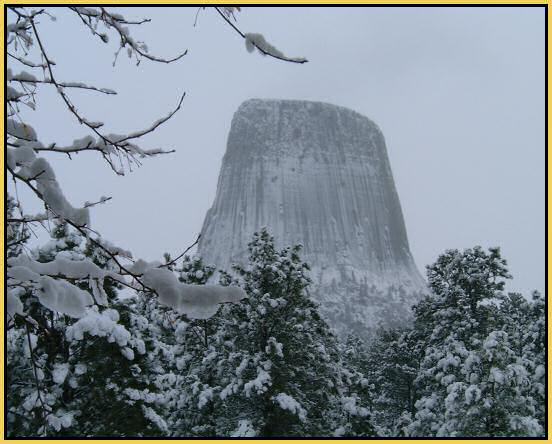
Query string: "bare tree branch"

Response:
xmin=115 ymin=93 xmax=185 ymax=143
xmin=161 ymin=234 xmax=202 ymax=269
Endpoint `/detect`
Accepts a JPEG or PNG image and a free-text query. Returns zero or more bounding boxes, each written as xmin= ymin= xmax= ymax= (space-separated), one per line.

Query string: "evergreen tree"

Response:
xmin=338 ymin=335 xmax=378 ymax=437
xmin=407 ymin=246 xmax=543 ymax=437
xmin=174 ymin=229 xmax=360 ymax=437
xmin=497 ymin=291 xmax=546 ymax=430
xmin=361 ymin=328 xmax=419 ymax=436
xmin=7 ymin=223 xmax=165 ymax=437
xmin=146 ymin=254 xmax=223 ymax=437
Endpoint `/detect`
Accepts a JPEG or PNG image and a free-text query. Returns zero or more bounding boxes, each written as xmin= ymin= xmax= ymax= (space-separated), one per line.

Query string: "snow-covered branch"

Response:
xmin=25 ymin=14 xmax=181 ymax=176
xmin=8 ymin=69 xmax=118 ymax=95
xmin=8 ymin=155 xmax=244 ymax=319
xmin=161 ymin=234 xmax=201 ymax=269
xmin=69 ymin=6 xmax=188 ymax=65
xmin=214 ymin=7 xmax=307 ymax=64
xmin=112 ymin=93 xmax=185 ymax=143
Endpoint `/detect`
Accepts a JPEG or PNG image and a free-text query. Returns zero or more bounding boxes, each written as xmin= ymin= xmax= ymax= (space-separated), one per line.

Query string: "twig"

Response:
xmin=115 ymin=93 xmax=185 ymax=143
xmin=161 ymin=234 xmax=201 ymax=269
xmin=8 ymin=216 xmax=47 ymax=223
xmin=83 ymin=196 xmax=112 ymax=208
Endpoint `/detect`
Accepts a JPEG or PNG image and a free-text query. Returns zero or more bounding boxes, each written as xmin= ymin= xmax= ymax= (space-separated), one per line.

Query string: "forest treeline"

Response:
xmin=7 ymin=203 xmax=545 ymax=438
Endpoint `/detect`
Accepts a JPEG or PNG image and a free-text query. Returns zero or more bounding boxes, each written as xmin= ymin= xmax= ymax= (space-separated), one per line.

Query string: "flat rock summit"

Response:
xmin=199 ymin=99 xmax=426 ymax=336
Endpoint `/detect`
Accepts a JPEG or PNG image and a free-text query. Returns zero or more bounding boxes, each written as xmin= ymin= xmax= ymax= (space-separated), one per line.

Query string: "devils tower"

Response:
xmin=198 ymin=99 xmax=426 ymax=336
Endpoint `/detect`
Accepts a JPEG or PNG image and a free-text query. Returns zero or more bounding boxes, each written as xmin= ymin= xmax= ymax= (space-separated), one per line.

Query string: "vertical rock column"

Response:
xmin=199 ymin=99 xmax=426 ymax=335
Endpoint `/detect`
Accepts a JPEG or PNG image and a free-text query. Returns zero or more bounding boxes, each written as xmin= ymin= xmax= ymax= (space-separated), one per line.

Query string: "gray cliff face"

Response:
xmin=199 ymin=99 xmax=426 ymax=336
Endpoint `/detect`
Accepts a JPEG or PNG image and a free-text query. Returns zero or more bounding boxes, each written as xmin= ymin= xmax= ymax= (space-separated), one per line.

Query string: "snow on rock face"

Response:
xmin=199 ymin=99 xmax=426 ymax=336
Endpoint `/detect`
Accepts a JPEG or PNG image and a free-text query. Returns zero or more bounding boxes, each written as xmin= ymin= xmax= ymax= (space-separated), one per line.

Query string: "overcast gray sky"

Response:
xmin=10 ymin=6 xmax=545 ymax=295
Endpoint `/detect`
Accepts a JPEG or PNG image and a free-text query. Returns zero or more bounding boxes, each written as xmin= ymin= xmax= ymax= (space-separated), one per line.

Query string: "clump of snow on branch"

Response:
xmin=8 ymin=141 xmax=90 ymax=226
xmin=7 ymin=290 xmax=25 ymax=317
xmin=273 ymin=393 xmax=307 ymax=422
xmin=141 ymin=267 xmax=247 ymax=319
xmin=231 ymin=420 xmax=257 ymax=437
xmin=66 ymin=307 xmax=131 ymax=347
xmin=8 ymin=252 xmax=118 ymax=281
xmin=244 ymin=33 xmax=307 ymax=63
xmin=37 ymin=276 xmax=95 ymax=318
xmin=243 ymin=365 xmax=272 ymax=397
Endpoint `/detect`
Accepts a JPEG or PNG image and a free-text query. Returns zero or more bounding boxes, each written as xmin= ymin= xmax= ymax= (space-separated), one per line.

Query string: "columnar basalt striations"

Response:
xmin=199 ymin=99 xmax=426 ymax=336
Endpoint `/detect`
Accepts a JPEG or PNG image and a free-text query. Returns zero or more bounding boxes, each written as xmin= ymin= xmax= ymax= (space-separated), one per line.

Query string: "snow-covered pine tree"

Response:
xmin=359 ymin=328 xmax=419 ymax=436
xmin=139 ymin=254 xmax=225 ymax=437
xmin=63 ymin=236 xmax=171 ymax=437
xmin=177 ymin=255 xmax=218 ymax=350
xmin=524 ymin=291 xmax=545 ymax=428
xmin=123 ymin=290 xmax=184 ymax=436
xmin=337 ymin=335 xmax=377 ymax=437
xmin=497 ymin=291 xmax=546 ymax=431
xmin=407 ymin=246 xmax=543 ymax=437
xmin=7 ymin=223 xmax=166 ymax=437
xmin=458 ymin=328 xmax=543 ymax=437
xmin=174 ymin=229 xmax=352 ymax=437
